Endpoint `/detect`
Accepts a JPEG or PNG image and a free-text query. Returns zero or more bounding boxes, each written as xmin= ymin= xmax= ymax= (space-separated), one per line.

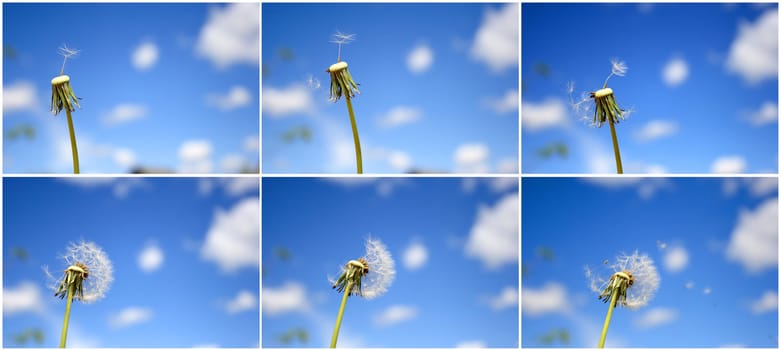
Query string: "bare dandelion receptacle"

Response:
xmin=51 ymin=46 xmax=83 ymax=174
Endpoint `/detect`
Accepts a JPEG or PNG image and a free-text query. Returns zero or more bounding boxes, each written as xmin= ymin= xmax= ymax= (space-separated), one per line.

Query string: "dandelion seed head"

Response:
xmin=45 ymin=240 xmax=113 ymax=303
xmin=586 ymin=250 xmax=659 ymax=309
xmin=330 ymin=31 xmax=356 ymax=45
xmin=361 ymin=237 xmax=396 ymax=299
xmin=610 ymin=59 xmax=628 ymax=77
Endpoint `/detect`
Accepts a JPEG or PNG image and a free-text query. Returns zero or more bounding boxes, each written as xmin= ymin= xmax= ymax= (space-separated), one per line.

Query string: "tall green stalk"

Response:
xmin=345 ymin=97 xmax=362 ymax=174
xmin=598 ymin=284 xmax=619 ymax=348
xmin=59 ymin=283 xmax=76 ymax=348
xmin=65 ymin=109 xmax=80 ymax=174
xmin=607 ymin=117 xmax=623 ymax=174
xmin=330 ymin=282 xmax=353 ymax=348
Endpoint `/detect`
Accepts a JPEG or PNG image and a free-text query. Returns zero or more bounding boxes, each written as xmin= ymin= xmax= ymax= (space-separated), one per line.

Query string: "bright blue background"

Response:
xmin=3 ymin=178 xmax=259 ymax=347
xmin=522 ymin=3 xmax=778 ymax=173
xmin=3 ymin=3 xmax=259 ymax=174
xmin=262 ymin=178 xmax=519 ymax=347
xmin=522 ymin=177 xmax=778 ymax=347
xmin=262 ymin=3 xmax=519 ymax=174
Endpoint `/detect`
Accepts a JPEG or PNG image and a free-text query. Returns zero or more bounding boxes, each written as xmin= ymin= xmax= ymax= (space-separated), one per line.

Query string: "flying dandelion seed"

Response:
xmin=306 ymin=74 xmax=321 ymax=89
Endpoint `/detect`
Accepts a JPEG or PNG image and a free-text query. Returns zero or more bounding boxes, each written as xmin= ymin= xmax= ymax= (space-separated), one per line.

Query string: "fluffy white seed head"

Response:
xmin=361 ymin=237 xmax=396 ymax=299
xmin=586 ymin=250 xmax=660 ymax=309
xmin=45 ymin=241 xmax=114 ymax=303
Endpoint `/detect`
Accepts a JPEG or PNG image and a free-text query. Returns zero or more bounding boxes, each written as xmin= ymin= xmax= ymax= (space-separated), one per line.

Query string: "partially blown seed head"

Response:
xmin=586 ymin=250 xmax=660 ymax=309
xmin=331 ymin=237 xmax=395 ymax=299
xmin=45 ymin=241 xmax=114 ymax=303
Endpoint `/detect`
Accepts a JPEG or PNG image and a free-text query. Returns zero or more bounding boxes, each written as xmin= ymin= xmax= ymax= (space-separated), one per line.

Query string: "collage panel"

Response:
xmin=521 ymin=3 xmax=778 ymax=174
xmin=3 ymin=3 xmax=260 ymax=174
xmin=3 ymin=177 xmax=260 ymax=347
xmin=521 ymin=177 xmax=778 ymax=347
xmin=262 ymin=3 xmax=519 ymax=174
xmin=262 ymin=177 xmax=519 ymax=347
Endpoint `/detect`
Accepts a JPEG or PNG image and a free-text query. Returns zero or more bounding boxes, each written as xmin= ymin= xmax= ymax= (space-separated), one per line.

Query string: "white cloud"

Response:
xmin=113 ymin=148 xmax=136 ymax=169
xmin=222 ymin=178 xmax=259 ymax=197
xmin=262 ymin=282 xmax=309 ymax=316
xmin=110 ymin=307 xmax=153 ymax=328
xmin=583 ymin=178 xmax=670 ymax=200
xmin=685 ymin=281 xmax=695 ymax=289
xmin=750 ymin=290 xmax=778 ymax=314
xmin=497 ymin=158 xmax=519 ymax=174
xmin=3 ymin=281 xmax=44 ymax=315
xmin=388 ymin=151 xmax=413 ymax=172
xmin=634 ymin=120 xmax=678 ymax=142
xmin=208 ymin=86 xmax=252 ymax=111
xmin=746 ymin=177 xmax=778 ymax=197
xmin=521 ymin=282 xmax=569 ymax=316
xmin=726 ymin=9 xmax=778 ymax=84
xmin=704 ymin=287 xmax=713 ymax=295
xmin=747 ymin=101 xmax=778 ymax=126
xmin=407 ymin=43 xmax=434 ymax=74
xmin=471 ymin=3 xmax=518 ymax=72
xmin=465 ymin=193 xmax=519 ymax=268
xmin=726 ymin=197 xmax=778 ymax=273
xmin=262 ymin=85 xmax=314 ymax=117
xmin=201 ymin=197 xmax=260 ymax=272
xmin=662 ymin=58 xmax=689 ymax=86
xmin=3 ymin=81 xmax=37 ymax=113
xmin=454 ymin=143 xmax=490 ymax=173
xmin=374 ymin=305 xmax=418 ymax=327
xmin=488 ymin=286 xmax=518 ymax=311
xmin=225 ymin=290 xmax=258 ymax=314
xmin=377 ymin=106 xmax=422 ymax=128
xmin=196 ymin=3 xmax=259 ymax=68
xmin=179 ymin=140 xmax=213 ymax=173
xmin=244 ymin=135 xmax=260 ymax=153
xmin=634 ymin=307 xmax=678 ymax=328
xmin=138 ymin=241 xmax=164 ymax=273
xmin=402 ymin=241 xmax=428 ymax=270
xmin=102 ymin=103 xmax=147 ymax=126
xmin=456 ymin=341 xmax=486 ymax=348
xmin=522 ymin=98 xmax=568 ymax=131
xmin=663 ymin=245 xmax=689 ymax=273
xmin=711 ymin=156 xmax=746 ymax=174
xmin=61 ymin=178 xmax=145 ymax=199
xmin=221 ymin=154 xmax=246 ymax=173
xmin=132 ymin=41 xmax=159 ymax=71
xmin=485 ymin=89 xmax=519 ymax=114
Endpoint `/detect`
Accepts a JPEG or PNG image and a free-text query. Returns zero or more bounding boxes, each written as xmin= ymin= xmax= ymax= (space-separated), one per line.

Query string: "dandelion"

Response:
xmin=45 ymin=241 xmax=113 ymax=348
xmin=326 ymin=31 xmax=363 ymax=174
xmin=570 ymin=59 xmax=631 ymax=174
xmin=585 ymin=251 xmax=659 ymax=348
xmin=329 ymin=237 xmax=395 ymax=347
xmin=50 ymin=45 xmax=82 ymax=174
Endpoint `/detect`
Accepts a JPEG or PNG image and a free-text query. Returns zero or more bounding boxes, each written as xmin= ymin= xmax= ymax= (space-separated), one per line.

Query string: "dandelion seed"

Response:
xmin=610 ymin=59 xmax=628 ymax=77
xmin=45 ymin=241 xmax=113 ymax=348
xmin=329 ymin=237 xmax=395 ymax=347
xmin=306 ymin=74 xmax=321 ymax=89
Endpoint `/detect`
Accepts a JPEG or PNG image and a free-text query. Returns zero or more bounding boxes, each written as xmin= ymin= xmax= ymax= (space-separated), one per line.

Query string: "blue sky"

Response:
xmin=522 ymin=177 xmax=778 ymax=347
xmin=262 ymin=177 xmax=519 ymax=347
xmin=3 ymin=3 xmax=259 ymax=174
xmin=522 ymin=3 xmax=778 ymax=174
xmin=262 ymin=3 xmax=519 ymax=174
xmin=3 ymin=177 xmax=260 ymax=347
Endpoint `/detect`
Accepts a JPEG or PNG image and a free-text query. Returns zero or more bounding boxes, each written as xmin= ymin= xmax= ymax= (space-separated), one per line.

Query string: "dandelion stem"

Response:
xmin=598 ymin=284 xmax=620 ymax=348
xmin=607 ymin=116 xmax=623 ymax=174
xmin=65 ymin=109 xmax=80 ymax=174
xmin=59 ymin=282 xmax=75 ymax=348
xmin=330 ymin=281 xmax=353 ymax=348
xmin=345 ymin=97 xmax=363 ymax=174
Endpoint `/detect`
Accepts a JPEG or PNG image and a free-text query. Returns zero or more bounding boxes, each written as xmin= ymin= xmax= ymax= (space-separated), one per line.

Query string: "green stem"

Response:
xmin=65 ymin=109 xmax=80 ymax=174
xmin=345 ymin=97 xmax=363 ymax=174
xmin=330 ymin=282 xmax=353 ymax=348
xmin=607 ymin=116 xmax=623 ymax=174
xmin=59 ymin=282 xmax=75 ymax=348
xmin=598 ymin=285 xmax=620 ymax=348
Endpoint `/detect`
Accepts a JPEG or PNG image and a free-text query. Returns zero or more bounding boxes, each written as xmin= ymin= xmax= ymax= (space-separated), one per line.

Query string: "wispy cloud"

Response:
xmin=374 ymin=305 xmax=418 ymax=327
xmin=207 ymin=86 xmax=252 ymax=111
xmin=634 ymin=120 xmax=678 ymax=142
xmin=110 ymin=307 xmax=153 ymax=328
xmin=102 ymin=103 xmax=148 ymax=126
xmin=376 ymin=106 xmax=422 ymax=128
xmin=634 ymin=307 xmax=678 ymax=328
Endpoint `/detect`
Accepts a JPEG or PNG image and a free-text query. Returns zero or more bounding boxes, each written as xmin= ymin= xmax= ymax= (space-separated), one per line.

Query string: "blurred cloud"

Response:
xmin=485 ymin=89 xmax=519 ymax=114
xmin=110 ymin=307 xmax=153 ymax=328
xmin=634 ymin=307 xmax=678 ymax=328
xmin=179 ymin=140 xmax=213 ymax=173
xmin=456 ymin=340 xmax=486 ymax=348
xmin=711 ymin=155 xmax=746 ymax=174
xmin=454 ymin=143 xmax=490 ymax=173
xmin=471 ymin=3 xmax=518 ymax=72
xmin=132 ymin=41 xmax=159 ymax=71
xmin=726 ymin=197 xmax=778 ymax=273
xmin=374 ymin=305 xmax=418 ymax=327
xmin=262 ymin=84 xmax=314 ymax=117
xmin=201 ymin=197 xmax=260 ymax=272
xmin=3 ymin=80 xmax=38 ymax=113
xmin=138 ymin=241 xmax=164 ymax=273
xmin=208 ymin=86 xmax=252 ymax=111
xmin=225 ymin=290 xmax=258 ymax=314
xmin=634 ymin=120 xmax=678 ymax=142
xmin=376 ymin=106 xmax=422 ymax=128
xmin=102 ymin=103 xmax=147 ymax=126
xmin=407 ymin=43 xmax=434 ymax=74
xmin=402 ymin=240 xmax=428 ymax=270
xmin=3 ymin=281 xmax=45 ymax=315
xmin=663 ymin=245 xmax=689 ymax=273
xmin=726 ymin=9 xmax=777 ymax=84
xmin=749 ymin=290 xmax=778 ymax=314
xmin=488 ymin=286 xmax=518 ymax=311
xmin=746 ymin=101 xmax=778 ymax=126
xmin=196 ymin=3 xmax=259 ymax=68
xmin=662 ymin=57 xmax=689 ymax=86
xmin=521 ymin=98 xmax=568 ymax=131
xmin=262 ymin=282 xmax=309 ymax=316
xmin=521 ymin=282 xmax=569 ymax=316
xmin=465 ymin=193 xmax=519 ymax=268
